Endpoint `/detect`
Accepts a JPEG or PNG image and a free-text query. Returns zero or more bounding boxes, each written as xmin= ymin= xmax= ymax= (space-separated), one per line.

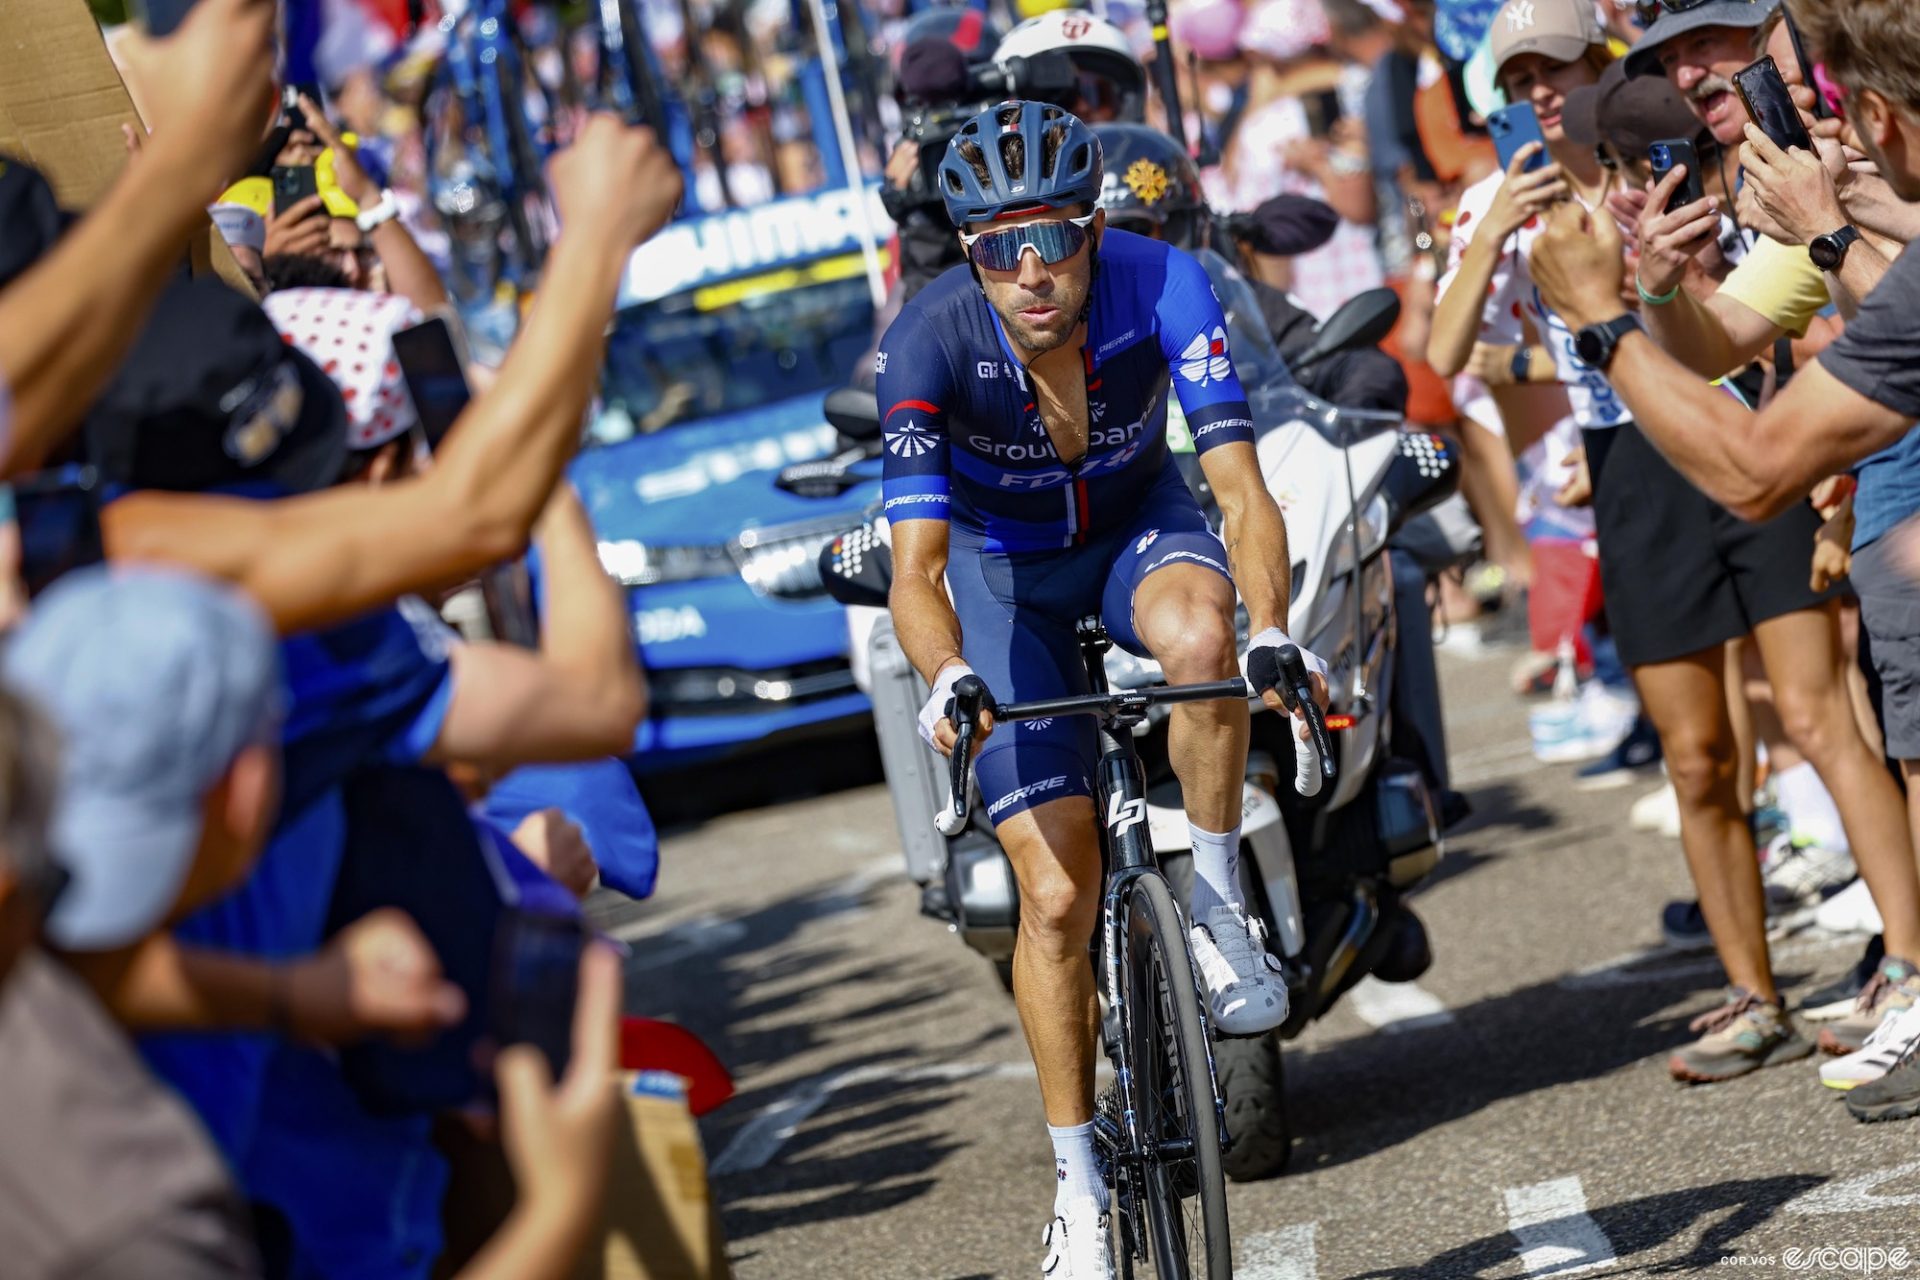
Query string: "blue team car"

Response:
xmin=570 ymin=184 xmax=890 ymax=772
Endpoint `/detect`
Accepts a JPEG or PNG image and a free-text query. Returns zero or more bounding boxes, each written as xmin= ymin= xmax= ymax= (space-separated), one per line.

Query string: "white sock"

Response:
xmin=1188 ymin=823 xmax=1243 ymax=921
xmin=1774 ymin=761 xmax=1849 ymax=852
xmin=1049 ymin=1122 xmax=1108 ymax=1214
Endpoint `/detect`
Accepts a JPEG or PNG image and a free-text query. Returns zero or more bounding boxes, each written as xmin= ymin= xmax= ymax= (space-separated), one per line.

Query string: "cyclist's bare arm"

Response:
xmin=102 ymin=118 xmax=682 ymax=636
xmin=889 ymin=517 xmax=965 ymax=687
xmin=0 ymin=0 xmax=277 ymax=476
xmin=1200 ymin=441 xmax=1291 ymax=636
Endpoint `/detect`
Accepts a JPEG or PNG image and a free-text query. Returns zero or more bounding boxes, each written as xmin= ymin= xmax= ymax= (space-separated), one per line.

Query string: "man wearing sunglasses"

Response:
xmin=876 ymin=100 xmax=1327 ymax=1279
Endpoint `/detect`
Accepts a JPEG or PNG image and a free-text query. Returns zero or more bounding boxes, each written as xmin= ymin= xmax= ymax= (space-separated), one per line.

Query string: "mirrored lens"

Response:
xmin=968 ymin=219 xmax=1089 ymax=271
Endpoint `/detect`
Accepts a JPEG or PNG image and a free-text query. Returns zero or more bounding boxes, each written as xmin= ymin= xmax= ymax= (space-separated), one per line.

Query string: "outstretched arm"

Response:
xmin=102 ymin=118 xmax=683 ymax=636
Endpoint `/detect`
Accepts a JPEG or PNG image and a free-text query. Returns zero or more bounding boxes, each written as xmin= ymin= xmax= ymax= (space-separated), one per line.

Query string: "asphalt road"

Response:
xmin=597 ymin=638 xmax=1920 ymax=1280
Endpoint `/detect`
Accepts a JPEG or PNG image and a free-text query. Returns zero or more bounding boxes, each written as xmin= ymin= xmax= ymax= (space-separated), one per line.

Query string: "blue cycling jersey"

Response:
xmin=876 ymin=229 xmax=1256 ymax=554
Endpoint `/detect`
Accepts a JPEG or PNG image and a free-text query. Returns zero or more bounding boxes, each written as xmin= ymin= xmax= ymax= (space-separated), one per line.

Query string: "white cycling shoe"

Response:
xmin=1190 ymin=905 xmax=1289 ymax=1037
xmin=1042 ymin=1203 xmax=1115 ymax=1279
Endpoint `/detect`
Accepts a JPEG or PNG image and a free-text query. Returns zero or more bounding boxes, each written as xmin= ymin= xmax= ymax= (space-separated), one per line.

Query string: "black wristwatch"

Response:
xmin=1809 ymin=225 xmax=1863 ymax=272
xmin=1573 ymin=314 xmax=1644 ymax=371
xmin=1509 ymin=345 xmax=1533 ymax=384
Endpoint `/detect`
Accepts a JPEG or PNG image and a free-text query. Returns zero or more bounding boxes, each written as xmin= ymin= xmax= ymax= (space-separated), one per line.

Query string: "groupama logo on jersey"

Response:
xmin=886 ymin=418 xmax=940 ymax=458
xmin=1178 ymin=327 xmax=1232 ymax=385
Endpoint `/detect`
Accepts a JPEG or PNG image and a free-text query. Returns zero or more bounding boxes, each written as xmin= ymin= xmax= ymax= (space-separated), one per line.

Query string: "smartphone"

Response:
xmin=490 ymin=910 xmax=586 ymax=1078
xmin=1488 ymin=102 xmax=1550 ymax=174
xmin=1734 ymin=56 xmax=1814 ymax=153
xmin=9 ymin=465 xmax=104 ymax=601
xmin=1780 ymin=9 xmax=1831 ymax=120
xmin=1648 ymin=138 xmax=1706 ymax=214
xmin=271 ymin=164 xmax=320 ymax=215
xmin=391 ymin=318 xmax=472 ymax=451
xmin=1303 ymin=88 xmax=1343 ymax=141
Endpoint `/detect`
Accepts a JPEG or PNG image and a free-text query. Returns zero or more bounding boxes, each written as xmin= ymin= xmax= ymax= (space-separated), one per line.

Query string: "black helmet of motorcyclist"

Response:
xmin=890 ymin=7 xmax=1006 ymax=106
xmin=1091 ymin=123 xmax=1210 ymax=252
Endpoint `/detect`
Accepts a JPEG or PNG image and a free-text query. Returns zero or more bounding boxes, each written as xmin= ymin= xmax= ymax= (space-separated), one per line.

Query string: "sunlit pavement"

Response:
xmin=592 ymin=640 xmax=1920 ymax=1280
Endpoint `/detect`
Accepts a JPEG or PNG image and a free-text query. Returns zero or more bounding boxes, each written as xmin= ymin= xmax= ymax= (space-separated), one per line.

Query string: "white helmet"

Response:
xmin=994 ymin=10 xmax=1148 ymax=123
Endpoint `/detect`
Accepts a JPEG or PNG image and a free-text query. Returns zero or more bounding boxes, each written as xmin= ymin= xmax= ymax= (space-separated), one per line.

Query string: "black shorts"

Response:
xmin=1583 ymin=422 xmax=1843 ymax=669
xmin=1851 ymin=523 xmax=1920 ymax=761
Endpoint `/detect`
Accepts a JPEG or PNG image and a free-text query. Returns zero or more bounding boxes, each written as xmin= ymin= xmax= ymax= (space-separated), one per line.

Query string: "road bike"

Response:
xmin=941 ymin=618 xmax=1335 ymax=1278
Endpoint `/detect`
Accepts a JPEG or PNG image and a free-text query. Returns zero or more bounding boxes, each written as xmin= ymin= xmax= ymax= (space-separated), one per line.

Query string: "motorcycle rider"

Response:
xmin=876 ymin=100 xmax=1328 ymax=1278
xmin=994 ymin=9 xmax=1148 ymax=124
xmin=1094 ymin=123 xmax=1409 ymax=413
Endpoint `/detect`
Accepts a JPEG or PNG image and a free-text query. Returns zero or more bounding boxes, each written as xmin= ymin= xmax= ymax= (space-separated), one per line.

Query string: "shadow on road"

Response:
xmin=610 ymin=858 xmax=1016 ymax=1244
xmin=634 ymin=724 xmax=884 ymax=832
xmin=1349 ymin=1174 xmax=1827 ymax=1278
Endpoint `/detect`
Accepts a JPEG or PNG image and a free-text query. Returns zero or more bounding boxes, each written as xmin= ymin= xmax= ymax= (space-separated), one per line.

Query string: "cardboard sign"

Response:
xmin=0 ymin=0 xmax=254 ymax=294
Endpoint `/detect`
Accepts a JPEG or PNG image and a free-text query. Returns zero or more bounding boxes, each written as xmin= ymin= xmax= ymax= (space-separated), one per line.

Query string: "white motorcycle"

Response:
xmin=819 ymin=251 xmax=1462 ymax=1178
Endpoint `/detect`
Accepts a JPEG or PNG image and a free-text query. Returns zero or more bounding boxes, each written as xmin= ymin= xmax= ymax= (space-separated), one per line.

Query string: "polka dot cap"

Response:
xmin=261 ymin=288 xmax=425 ymax=452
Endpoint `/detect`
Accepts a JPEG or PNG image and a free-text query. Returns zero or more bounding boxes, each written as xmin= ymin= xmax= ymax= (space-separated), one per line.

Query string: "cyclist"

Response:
xmin=876 ymin=100 xmax=1328 ymax=1279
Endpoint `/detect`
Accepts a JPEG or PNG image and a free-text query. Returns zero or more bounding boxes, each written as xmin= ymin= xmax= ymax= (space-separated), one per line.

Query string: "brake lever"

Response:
xmin=1278 ymin=645 xmax=1338 ymax=783
xmin=936 ymin=675 xmax=988 ymax=837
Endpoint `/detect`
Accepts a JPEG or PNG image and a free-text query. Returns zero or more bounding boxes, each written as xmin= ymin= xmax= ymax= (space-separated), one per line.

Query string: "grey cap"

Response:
xmin=209 ymin=203 xmax=267 ymax=255
xmin=4 ymin=565 xmax=282 ymax=951
xmin=1626 ymin=0 xmax=1781 ymax=79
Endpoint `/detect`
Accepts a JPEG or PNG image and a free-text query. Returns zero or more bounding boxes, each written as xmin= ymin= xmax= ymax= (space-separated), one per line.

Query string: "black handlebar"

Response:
xmin=936 ymin=659 xmax=1338 ymax=837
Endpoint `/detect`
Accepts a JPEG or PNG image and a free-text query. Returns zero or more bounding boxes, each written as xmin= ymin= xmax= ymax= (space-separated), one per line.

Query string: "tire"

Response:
xmin=1157 ymin=853 xmax=1292 ymax=1181
xmin=1120 ymin=872 xmax=1233 ymax=1280
xmin=1212 ymin=1034 xmax=1292 ymax=1180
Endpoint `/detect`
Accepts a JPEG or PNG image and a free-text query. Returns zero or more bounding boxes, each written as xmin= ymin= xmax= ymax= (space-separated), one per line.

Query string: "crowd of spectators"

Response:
xmin=9 ymin=0 xmax=1920 ymax=1273
xmin=1142 ymin=0 xmax=1920 ymax=1109
xmin=0 ymin=0 xmax=687 ymax=1272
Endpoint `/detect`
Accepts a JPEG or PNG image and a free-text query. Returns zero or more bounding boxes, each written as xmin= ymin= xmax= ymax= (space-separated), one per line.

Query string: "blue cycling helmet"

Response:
xmin=938 ymin=100 xmax=1104 ymax=230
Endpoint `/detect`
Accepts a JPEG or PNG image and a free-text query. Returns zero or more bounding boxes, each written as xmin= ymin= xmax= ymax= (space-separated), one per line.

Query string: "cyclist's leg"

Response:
xmin=947 ymin=537 xmax=1108 ymax=1210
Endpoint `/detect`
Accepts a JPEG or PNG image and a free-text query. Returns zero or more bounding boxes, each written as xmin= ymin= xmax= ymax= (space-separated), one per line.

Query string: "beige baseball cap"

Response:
xmin=1489 ymin=0 xmax=1607 ymax=77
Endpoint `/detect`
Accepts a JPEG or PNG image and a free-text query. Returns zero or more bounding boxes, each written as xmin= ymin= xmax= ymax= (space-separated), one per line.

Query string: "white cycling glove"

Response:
xmin=918 ymin=662 xmax=976 ymax=749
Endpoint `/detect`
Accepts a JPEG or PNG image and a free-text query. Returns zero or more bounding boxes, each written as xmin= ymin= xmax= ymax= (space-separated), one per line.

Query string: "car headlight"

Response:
xmin=1324 ymin=492 xmax=1392 ymax=583
xmin=598 ymin=539 xmax=736 ymax=586
xmin=732 ymin=523 xmax=845 ymax=599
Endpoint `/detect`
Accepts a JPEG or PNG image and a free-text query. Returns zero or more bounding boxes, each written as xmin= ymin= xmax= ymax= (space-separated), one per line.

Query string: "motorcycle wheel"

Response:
xmin=1158 ymin=851 xmax=1295 ymax=1181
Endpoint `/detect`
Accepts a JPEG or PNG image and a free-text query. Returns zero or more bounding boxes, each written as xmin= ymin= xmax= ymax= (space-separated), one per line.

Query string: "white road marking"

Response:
xmin=1346 ymin=976 xmax=1455 ymax=1032
xmin=1503 ymin=1176 xmax=1618 ymax=1276
xmin=709 ymin=1061 xmax=1038 ymax=1177
xmin=1237 ymin=1223 xmax=1319 ymax=1280
xmin=1785 ymin=1159 xmax=1920 ymax=1215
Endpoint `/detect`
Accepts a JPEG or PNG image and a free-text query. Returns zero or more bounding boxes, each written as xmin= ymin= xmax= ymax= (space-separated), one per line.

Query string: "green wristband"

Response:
xmin=1635 ymin=274 xmax=1681 ymax=307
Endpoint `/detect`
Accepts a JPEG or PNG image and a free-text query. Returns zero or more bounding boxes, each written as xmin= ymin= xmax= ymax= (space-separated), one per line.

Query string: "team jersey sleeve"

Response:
xmin=875 ymin=307 xmax=955 ymax=525
xmin=1156 ymin=247 xmax=1256 ymax=455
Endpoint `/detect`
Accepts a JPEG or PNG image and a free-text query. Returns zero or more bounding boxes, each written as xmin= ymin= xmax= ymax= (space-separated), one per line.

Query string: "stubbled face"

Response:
xmin=963 ymin=207 xmax=1104 ymax=357
xmin=1657 ymin=24 xmax=1763 ymax=148
xmin=1500 ymin=52 xmax=1603 ymax=142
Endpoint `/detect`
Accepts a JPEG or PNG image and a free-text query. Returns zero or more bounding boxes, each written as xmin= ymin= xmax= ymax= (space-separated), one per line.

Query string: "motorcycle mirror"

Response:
xmin=1290 ymin=288 xmax=1402 ymax=373
xmin=824 ymin=386 xmax=883 ymax=443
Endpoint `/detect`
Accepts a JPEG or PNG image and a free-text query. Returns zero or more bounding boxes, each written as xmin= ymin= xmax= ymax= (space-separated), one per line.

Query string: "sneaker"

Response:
xmin=1814 ymin=878 xmax=1885 ymax=936
xmin=1749 ymin=803 xmax=1790 ymax=851
xmin=1631 ymin=782 xmax=1680 ymax=837
xmin=1821 ymin=1002 xmax=1920 ymax=1091
xmin=1845 ymin=1045 xmax=1920 ymax=1124
xmin=1760 ymin=833 xmax=1857 ymax=910
xmin=1042 ymin=1205 xmax=1115 ymax=1279
xmin=1189 ymin=906 xmax=1288 ymax=1037
xmin=1803 ymin=935 xmax=1887 ymax=1022
xmin=1816 ymin=957 xmax=1920 ymax=1055
xmin=1668 ymin=987 xmax=1812 ymax=1083
xmin=1661 ymin=900 xmax=1713 ymax=951
xmin=1573 ymin=716 xmax=1662 ymax=790
xmin=1531 ymin=686 xmax=1635 ymax=764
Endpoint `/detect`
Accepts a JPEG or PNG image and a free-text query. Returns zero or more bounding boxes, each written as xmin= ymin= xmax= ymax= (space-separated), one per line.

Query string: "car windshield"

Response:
xmin=590 ymin=269 xmax=875 ymax=443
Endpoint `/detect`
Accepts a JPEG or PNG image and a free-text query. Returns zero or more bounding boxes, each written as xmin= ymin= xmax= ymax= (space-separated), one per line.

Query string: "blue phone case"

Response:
xmin=1489 ymin=103 xmax=1549 ymax=174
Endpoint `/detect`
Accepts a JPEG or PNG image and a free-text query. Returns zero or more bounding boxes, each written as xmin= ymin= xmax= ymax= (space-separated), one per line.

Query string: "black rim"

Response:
xmin=1126 ymin=889 xmax=1213 ymax=1275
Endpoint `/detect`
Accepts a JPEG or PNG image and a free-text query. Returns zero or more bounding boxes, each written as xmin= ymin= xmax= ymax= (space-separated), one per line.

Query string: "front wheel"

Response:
xmin=1119 ymin=872 xmax=1233 ymax=1279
